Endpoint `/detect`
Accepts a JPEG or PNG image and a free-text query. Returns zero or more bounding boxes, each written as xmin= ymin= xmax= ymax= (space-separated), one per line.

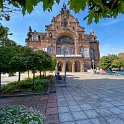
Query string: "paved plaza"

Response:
xmin=57 ymin=73 xmax=124 ymax=124
xmin=1 ymin=72 xmax=124 ymax=124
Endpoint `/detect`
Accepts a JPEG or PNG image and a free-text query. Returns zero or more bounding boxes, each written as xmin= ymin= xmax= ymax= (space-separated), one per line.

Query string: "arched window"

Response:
xmin=70 ymin=48 xmax=74 ymax=54
xmin=56 ymin=47 xmax=61 ymax=55
xmin=56 ymin=36 xmax=74 ymax=45
xmin=79 ymin=46 xmax=83 ymax=54
xmin=48 ymin=47 xmax=53 ymax=54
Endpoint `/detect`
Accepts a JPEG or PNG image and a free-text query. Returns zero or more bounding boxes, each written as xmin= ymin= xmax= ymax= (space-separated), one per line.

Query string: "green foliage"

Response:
xmin=69 ymin=0 xmax=86 ymax=13
xmin=0 ymin=46 xmax=30 ymax=74
xmin=1 ymin=0 xmax=124 ymax=24
xmin=1 ymin=76 xmax=49 ymax=94
xmin=0 ymin=24 xmax=9 ymax=40
xmin=98 ymin=54 xmax=117 ymax=70
xmin=0 ymin=105 xmax=46 ymax=124
xmin=0 ymin=23 xmax=16 ymax=47
xmin=112 ymin=56 xmax=124 ymax=68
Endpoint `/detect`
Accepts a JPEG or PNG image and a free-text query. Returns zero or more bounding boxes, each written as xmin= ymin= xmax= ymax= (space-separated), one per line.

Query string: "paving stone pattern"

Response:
xmin=0 ymin=93 xmax=59 ymax=124
xmin=56 ymin=73 xmax=124 ymax=124
xmin=1 ymin=72 xmax=124 ymax=124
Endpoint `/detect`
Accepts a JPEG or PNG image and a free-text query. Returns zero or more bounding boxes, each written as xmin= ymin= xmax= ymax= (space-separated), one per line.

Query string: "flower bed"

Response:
xmin=0 ymin=105 xmax=46 ymax=124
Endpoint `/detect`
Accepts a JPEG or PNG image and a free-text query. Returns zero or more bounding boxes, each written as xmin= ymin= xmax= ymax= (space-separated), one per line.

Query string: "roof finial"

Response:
xmin=29 ymin=26 xmax=32 ymax=32
xmin=90 ymin=29 xmax=95 ymax=35
xmin=63 ymin=3 xmax=66 ymax=9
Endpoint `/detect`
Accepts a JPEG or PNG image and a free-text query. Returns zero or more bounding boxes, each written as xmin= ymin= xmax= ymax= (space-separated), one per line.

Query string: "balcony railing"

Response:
xmin=56 ymin=54 xmax=82 ymax=58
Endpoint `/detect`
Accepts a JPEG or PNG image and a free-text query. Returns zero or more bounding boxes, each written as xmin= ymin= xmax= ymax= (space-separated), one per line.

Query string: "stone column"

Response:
xmin=80 ymin=60 xmax=84 ymax=72
xmin=72 ymin=60 xmax=75 ymax=72
xmin=75 ymin=39 xmax=78 ymax=54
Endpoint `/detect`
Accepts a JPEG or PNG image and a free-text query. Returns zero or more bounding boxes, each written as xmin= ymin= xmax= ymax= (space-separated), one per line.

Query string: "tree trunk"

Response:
xmin=0 ymin=72 xmax=1 ymax=92
xmin=32 ymin=70 xmax=35 ymax=89
xmin=18 ymin=71 xmax=21 ymax=81
xmin=40 ymin=70 xmax=41 ymax=79
xmin=45 ymin=71 xmax=46 ymax=77
xmin=28 ymin=70 xmax=29 ymax=78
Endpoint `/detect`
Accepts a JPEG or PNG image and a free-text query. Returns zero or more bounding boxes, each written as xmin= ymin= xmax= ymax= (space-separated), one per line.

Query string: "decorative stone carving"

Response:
xmin=49 ymin=32 xmax=52 ymax=38
xmin=78 ymin=33 xmax=82 ymax=40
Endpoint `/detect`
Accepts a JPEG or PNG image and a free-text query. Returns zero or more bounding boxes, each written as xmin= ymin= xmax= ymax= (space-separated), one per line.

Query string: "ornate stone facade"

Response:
xmin=25 ymin=5 xmax=100 ymax=72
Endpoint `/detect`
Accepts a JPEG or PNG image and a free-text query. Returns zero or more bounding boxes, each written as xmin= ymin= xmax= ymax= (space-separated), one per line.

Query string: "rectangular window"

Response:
xmin=84 ymin=48 xmax=90 ymax=57
xmin=32 ymin=34 xmax=38 ymax=41
xmin=42 ymin=48 xmax=47 ymax=52
xmin=70 ymin=48 xmax=74 ymax=54
xmin=79 ymin=47 xmax=83 ymax=54
xmin=90 ymin=49 xmax=94 ymax=58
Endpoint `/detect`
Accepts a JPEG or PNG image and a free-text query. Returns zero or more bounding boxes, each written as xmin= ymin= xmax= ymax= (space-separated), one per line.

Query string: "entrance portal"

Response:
xmin=66 ymin=61 xmax=72 ymax=72
xmin=58 ymin=61 xmax=63 ymax=71
xmin=75 ymin=60 xmax=80 ymax=72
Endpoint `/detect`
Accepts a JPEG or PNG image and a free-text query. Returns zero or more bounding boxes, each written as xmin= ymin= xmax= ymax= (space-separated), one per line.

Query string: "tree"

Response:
xmin=0 ymin=1 xmax=20 ymax=21
xmin=98 ymin=54 xmax=117 ymax=70
xmin=0 ymin=23 xmax=16 ymax=47
xmin=9 ymin=46 xmax=33 ymax=81
xmin=39 ymin=51 xmax=56 ymax=77
xmin=0 ymin=23 xmax=17 ymax=91
xmin=9 ymin=55 xmax=27 ymax=81
xmin=112 ymin=56 xmax=124 ymax=69
xmin=1 ymin=0 xmax=124 ymax=24
xmin=0 ymin=46 xmax=17 ymax=91
xmin=26 ymin=52 xmax=39 ymax=88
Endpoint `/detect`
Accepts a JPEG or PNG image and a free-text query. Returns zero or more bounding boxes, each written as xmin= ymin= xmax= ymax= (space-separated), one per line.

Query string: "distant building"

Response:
xmin=25 ymin=5 xmax=100 ymax=72
xmin=118 ymin=52 xmax=124 ymax=57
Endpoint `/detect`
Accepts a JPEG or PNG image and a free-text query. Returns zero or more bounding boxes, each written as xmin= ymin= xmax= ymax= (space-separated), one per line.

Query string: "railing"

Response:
xmin=56 ymin=54 xmax=82 ymax=58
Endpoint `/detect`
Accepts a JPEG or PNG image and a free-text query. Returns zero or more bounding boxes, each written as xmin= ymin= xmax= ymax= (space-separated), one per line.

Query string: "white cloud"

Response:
xmin=100 ymin=44 xmax=121 ymax=57
xmin=100 ymin=19 xmax=122 ymax=26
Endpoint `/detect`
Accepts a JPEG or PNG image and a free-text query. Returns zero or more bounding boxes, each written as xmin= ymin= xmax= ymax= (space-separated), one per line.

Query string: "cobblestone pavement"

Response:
xmin=56 ymin=72 xmax=124 ymax=124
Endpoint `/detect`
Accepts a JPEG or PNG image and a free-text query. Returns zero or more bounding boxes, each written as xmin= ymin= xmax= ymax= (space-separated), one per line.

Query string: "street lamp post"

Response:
xmin=92 ymin=59 xmax=95 ymax=72
xmin=62 ymin=45 xmax=68 ymax=87
xmin=56 ymin=61 xmax=58 ymax=72
xmin=64 ymin=51 xmax=66 ymax=86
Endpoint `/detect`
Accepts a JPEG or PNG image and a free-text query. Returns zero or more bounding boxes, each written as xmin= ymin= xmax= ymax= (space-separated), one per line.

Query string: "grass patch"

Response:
xmin=1 ymin=76 xmax=50 ymax=94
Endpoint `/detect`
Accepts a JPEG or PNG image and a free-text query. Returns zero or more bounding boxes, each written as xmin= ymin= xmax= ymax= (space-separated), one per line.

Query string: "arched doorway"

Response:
xmin=75 ymin=60 xmax=80 ymax=72
xmin=66 ymin=61 xmax=72 ymax=72
xmin=58 ymin=61 xmax=63 ymax=71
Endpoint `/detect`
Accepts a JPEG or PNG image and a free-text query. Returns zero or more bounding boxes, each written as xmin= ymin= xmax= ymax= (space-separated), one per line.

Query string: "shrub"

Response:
xmin=1 ymin=77 xmax=49 ymax=94
xmin=0 ymin=105 xmax=46 ymax=124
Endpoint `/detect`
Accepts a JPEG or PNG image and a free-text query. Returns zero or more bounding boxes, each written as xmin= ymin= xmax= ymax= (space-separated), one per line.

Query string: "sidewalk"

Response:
xmin=56 ymin=73 xmax=124 ymax=124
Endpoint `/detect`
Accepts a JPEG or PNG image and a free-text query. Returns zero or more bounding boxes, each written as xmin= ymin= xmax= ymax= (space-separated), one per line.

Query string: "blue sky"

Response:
xmin=1 ymin=1 xmax=124 ymax=57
